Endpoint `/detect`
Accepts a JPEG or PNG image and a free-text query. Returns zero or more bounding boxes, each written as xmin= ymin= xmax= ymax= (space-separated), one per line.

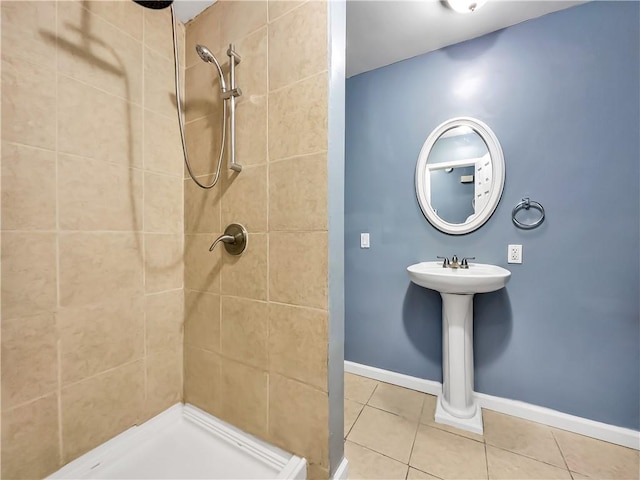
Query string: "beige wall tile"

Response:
xmin=184 ymin=60 xmax=222 ymax=123
xmin=484 ymin=409 xmax=565 ymax=468
xmin=552 ymin=428 xmax=639 ymax=480
xmin=269 ymin=303 xmax=328 ymax=391
xmin=1 ymin=232 xmax=57 ymax=319
xmin=345 ymin=440 xmax=409 ymax=480
xmin=184 ymin=290 xmax=221 ymax=351
xmin=368 ymin=383 xmax=426 ymax=422
xmin=144 ymin=109 xmax=184 ymax=176
xmin=58 ymin=75 xmax=143 ymax=167
xmin=185 ymin=114 xmax=224 ymax=177
xmin=57 ymin=1 xmax=143 ymax=104
xmin=1 ymin=314 xmax=58 ymax=409
xmin=144 ymin=172 xmax=183 ymax=233
xmin=221 ymin=233 xmax=267 ymax=300
xmin=184 ymin=347 xmax=221 ymax=415
xmin=145 ymin=234 xmax=184 ymax=293
xmin=61 ymin=361 xmax=145 ymax=461
xmin=185 ymin=177 xmax=221 ymax=234
xmin=219 ymin=1 xmax=267 ymax=45
xmin=486 ymin=445 xmax=571 ymax=480
xmin=269 ymin=231 xmax=327 ymax=309
xmin=83 ymin=0 xmax=143 ymax=41
xmin=1 ymin=394 xmax=60 ymax=480
xmin=144 ymin=46 xmax=179 ymax=118
xmin=144 ymin=6 xmax=183 ymax=61
xmin=220 ymin=296 xmax=268 ymax=367
xmin=347 ymin=406 xmax=418 ymax=464
xmin=268 ymin=1 xmax=327 ymax=91
xmin=235 ymin=94 xmax=267 ymax=167
xmin=1 ymin=1 xmax=57 ymax=69
xmin=235 ymin=26 xmax=267 ymax=97
xmin=268 ymin=0 xmax=305 ymax=22
xmin=410 ymin=425 xmax=487 ymax=479
xmin=221 ymin=165 xmax=268 ymax=233
xmin=269 ymin=374 xmax=329 ymax=466
xmin=59 ymin=153 xmax=143 ymax=231
xmin=268 ymin=72 xmax=327 ymax=161
xmin=59 ymin=297 xmax=144 ymax=385
xmin=307 ymin=464 xmax=330 ymax=480
xmin=1 ymin=142 xmax=56 ymax=231
xmin=146 ymin=348 xmax=183 ymax=418
xmin=145 ymin=289 xmax=184 ymax=355
xmin=1 ymin=56 xmax=56 ymax=150
xmin=344 ymin=372 xmax=378 ymax=404
xmin=59 ymin=232 xmax=143 ymax=307
xmin=185 ymin=234 xmax=222 ymax=293
xmin=220 ymin=359 xmax=268 ymax=438
xmin=269 ymin=153 xmax=328 ymax=231
xmin=185 ymin=2 xmax=221 ymax=68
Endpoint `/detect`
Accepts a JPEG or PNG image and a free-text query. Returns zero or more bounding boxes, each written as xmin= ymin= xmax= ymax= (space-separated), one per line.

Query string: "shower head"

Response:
xmin=196 ymin=45 xmax=216 ymax=64
xmin=196 ymin=45 xmax=227 ymax=92
xmin=133 ymin=0 xmax=173 ymax=9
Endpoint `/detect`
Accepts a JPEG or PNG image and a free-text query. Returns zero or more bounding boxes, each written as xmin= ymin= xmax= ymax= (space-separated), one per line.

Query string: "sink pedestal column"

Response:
xmin=435 ymin=293 xmax=483 ymax=434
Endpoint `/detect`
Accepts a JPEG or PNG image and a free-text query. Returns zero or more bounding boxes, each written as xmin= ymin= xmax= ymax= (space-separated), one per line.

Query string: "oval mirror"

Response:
xmin=415 ymin=117 xmax=505 ymax=235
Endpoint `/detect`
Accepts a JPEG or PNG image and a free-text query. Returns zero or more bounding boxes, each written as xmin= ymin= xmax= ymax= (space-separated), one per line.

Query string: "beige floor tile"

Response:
xmin=487 ymin=445 xmax=571 ymax=479
xmin=569 ymin=472 xmax=591 ymax=479
xmin=483 ymin=409 xmax=565 ymax=467
xmin=407 ymin=467 xmax=442 ymax=479
xmin=420 ymin=394 xmax=485 ymax=442
xmin=344 ymin=399 xmax=365 ymax=437
xmin=369 ymin=382 xmax=426 ymax=421
xmin=344 ymin=373 xmax=378 ymax=404
xmin=411 ymin=425 xmax=487 ymax=479
xmin=552 ymin=429 xmax=639 ymax=480
xmin=345 ymin=441 xmax=408 ymax=480
xmin=347 ymin=406 xmax=418 ymax=463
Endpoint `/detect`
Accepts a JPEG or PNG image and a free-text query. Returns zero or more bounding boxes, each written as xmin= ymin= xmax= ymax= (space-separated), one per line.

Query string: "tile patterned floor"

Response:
xmin=344 ymin=373 xmax=640 ymax=480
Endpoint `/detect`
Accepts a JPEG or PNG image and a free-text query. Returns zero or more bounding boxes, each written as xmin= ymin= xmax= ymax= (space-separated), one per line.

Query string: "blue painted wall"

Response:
xmin=345 ymin=1 xmax=640 ymax=430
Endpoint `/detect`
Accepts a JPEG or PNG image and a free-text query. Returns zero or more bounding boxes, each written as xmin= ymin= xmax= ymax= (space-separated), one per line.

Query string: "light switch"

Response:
xmin=360 ymin=233 xmax=370 ymax=249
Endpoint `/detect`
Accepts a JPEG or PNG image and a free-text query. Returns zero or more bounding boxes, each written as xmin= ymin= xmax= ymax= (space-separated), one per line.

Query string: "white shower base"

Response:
xmin=48 ymin=404 xmax=306 ymax=480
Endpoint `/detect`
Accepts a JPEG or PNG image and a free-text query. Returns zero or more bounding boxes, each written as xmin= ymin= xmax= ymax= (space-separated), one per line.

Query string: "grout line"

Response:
xmin=142 ymin=6 xmax=149 ymax=415
xmin=484 ymin=442 xmax=490 ymax=479
xmin=266 ymin=0 xmax=310 ymax=25
xmin=553 ymin=429 xmax=573 ymax=472
xmin=268 ymin=149 xmax=329 ymax=165
xmin=267 ymin=68 xmax=328 ymax=96
xmin=54 ymin=0 xmax=64 ymax=464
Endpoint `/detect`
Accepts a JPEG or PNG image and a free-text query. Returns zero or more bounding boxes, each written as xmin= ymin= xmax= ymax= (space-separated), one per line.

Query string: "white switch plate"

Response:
xmin=508 ymin=244 xmax=522 ymax=264
xmin=360 ymin=233 xmax=370 ymax=249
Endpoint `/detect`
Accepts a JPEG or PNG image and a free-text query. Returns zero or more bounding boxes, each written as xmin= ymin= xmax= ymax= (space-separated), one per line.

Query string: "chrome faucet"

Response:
xmin=437 ymin=255 xmax=475 ymax=269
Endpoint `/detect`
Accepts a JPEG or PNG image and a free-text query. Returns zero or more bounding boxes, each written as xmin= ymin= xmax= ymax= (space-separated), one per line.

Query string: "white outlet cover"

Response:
xmin=508 ymin=244 xmax=522 ymax=264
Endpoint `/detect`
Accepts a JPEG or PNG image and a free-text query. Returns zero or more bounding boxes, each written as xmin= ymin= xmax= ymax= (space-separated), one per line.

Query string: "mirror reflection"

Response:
xmin=426 ymin=127 xmax=491 ymax=224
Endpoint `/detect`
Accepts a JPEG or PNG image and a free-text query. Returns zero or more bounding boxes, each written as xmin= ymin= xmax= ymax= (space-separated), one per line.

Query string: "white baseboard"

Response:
xmin=332 ymin=457 xmax=349 ymax=480
xmin=345 ymin=361 xmax=441 ymax=396
xmin=345 ymin=361 xmax=640 ymax=450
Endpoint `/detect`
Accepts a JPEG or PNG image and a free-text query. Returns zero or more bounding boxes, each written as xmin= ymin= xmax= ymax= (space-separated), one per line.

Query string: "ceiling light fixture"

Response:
xmin=447 ymin=0 xmax=487 ymax=14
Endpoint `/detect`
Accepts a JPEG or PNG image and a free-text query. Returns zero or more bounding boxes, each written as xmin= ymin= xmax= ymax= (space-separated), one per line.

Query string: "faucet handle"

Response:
xmin=436 ymin=256 xmax=450 ymax=268
xmin=461 ymin=257 xmax=476 ymax=268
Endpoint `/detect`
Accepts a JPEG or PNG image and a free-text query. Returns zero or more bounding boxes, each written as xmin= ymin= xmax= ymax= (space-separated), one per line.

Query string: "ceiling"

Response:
xmin=172 ymin=0 xmax=585 ymax=78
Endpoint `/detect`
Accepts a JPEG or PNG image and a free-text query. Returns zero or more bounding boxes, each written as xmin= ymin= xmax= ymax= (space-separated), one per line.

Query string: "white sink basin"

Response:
xmin=407 ymin=261 xmax=511 ymax=294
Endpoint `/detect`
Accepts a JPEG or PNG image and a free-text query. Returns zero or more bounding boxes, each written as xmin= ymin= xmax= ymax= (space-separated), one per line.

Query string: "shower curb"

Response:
xmin=47 ymin=403 xmax=307 ymax=479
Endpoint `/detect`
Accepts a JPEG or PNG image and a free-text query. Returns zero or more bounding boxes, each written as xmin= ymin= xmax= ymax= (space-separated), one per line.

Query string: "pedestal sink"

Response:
xmin=407 ymin=261 xmax=511 ymax=434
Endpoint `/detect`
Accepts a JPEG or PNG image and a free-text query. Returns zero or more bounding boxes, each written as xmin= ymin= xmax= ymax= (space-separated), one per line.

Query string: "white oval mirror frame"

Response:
xmin=415 ymin=117 xmax=505 ymax=235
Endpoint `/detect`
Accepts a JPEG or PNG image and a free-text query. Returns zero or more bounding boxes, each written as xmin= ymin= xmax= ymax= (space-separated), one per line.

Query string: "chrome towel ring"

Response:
xmin=512 ymin=197 xmax=545 ymax=230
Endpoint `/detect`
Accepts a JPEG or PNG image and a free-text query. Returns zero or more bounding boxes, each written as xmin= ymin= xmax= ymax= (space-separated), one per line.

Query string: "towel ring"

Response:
xmin=512 ymin=197 xmax=545 ymax=230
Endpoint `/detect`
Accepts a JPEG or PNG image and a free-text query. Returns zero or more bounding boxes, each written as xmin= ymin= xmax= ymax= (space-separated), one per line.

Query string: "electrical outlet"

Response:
xmin=508 ymin=244 xmax=522 ymax=264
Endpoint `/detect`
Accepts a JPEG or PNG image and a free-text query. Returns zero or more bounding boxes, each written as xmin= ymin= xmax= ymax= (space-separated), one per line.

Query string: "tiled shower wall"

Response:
xmin=0 ymin=2 xmax=185 ymax=478
xmin=183 ymin=1 xmax=331 ymax=477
